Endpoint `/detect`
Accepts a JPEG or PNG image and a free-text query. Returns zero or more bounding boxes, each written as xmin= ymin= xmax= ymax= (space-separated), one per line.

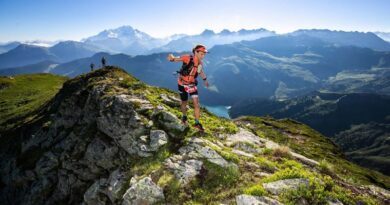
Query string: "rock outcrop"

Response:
xmin=0 ymin=67 xmax=388 ymax=205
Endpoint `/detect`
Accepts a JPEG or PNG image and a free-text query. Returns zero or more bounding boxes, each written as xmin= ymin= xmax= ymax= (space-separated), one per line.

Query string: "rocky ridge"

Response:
xmin=0 ymin=67 xmax=389 ymax=205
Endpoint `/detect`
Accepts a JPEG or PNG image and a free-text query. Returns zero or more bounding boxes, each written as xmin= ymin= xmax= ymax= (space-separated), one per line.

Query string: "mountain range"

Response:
xmin=0 ymin=41 xmax=99 ymax=69
xmin=291 ymin=29 xmax=390 ymax=51
xmin=17 ymin=33 xmax=386 ymax=106
xmin=375 ymin=32 xmax=390 ymax=42
xmin=1 ymin=26 xmax=390 ymax=70
xmin=148 ymin=28 xmax=276 ymax=54
xmin=82 ymin=25 xmax=169 ymax=55
xmin=2 ymin=33 xmax=389 ymax=105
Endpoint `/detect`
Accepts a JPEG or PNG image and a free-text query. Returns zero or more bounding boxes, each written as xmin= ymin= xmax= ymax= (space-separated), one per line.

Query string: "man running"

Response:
xmin=167 ymin=44 xmax=209 ymax=131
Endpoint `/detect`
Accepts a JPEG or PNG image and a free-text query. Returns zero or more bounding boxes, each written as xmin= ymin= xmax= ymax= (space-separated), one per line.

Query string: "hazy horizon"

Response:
xmin=1 ymin=0 xmax=389 ymax=42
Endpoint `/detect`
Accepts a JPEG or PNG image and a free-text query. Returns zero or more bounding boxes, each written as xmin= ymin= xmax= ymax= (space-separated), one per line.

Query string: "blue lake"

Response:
xmin=203 ymin=105 xmax=231 ymax=119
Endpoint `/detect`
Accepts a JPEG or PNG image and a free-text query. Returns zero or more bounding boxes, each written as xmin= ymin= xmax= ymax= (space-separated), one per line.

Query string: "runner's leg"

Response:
xmin=192 ymin=95 xmax=200 ymax=121
xmin=178 ymin=84 xmax=188 ymax=116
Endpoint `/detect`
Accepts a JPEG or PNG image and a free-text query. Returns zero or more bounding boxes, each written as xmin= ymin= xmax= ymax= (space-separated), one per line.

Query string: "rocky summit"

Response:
xmin=0 ymin=67 xmax=389 ymax=205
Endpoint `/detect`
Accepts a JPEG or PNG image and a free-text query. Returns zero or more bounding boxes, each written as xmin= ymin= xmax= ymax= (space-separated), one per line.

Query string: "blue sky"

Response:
xmin=0 ymin=0 xmax=389 ymax=42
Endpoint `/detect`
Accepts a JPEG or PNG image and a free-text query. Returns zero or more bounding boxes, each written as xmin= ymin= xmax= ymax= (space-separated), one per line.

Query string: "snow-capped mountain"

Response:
xmin=149 ymin=28 xmax=276 ymax=53
xmin=375 ymin=32 xmax=390 ymax=42
xmin=23 ymin=40 xmax=58 ymax=47
xmin=0 ymin=42 xmax=21 ymax=54
xmin=82 ymin=25 xmax=166 ymax=55
xmin=0 ymin=41 xmax=100 ymax=69
xmin=290 ymin=29 xmax=390 ymax=51
xmin=0 ymin=40 xmax=58 ymax=54
xmin=160 ymin=34 xmax=188 ymax=44
xmin=49 ymin=41 xmax=100 ymax=62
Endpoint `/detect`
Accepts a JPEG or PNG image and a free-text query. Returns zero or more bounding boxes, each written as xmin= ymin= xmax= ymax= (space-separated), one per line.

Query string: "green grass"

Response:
xmin=255 ymin=156 xmax=278 ymax=173
xmin=257 ymin=163 xmax=379 ymax=205
xmin=236 ymin=116 xmax=390 ymax=190
xmin=129 ymin=146 xmax=171 ymax=177
xmin=244 ymin=184 xmax=267 ymax=196
xmin=188 ymin=161 xmax=241 ymax=203
xmin=0 ymin=74 xmax=67 ymax=130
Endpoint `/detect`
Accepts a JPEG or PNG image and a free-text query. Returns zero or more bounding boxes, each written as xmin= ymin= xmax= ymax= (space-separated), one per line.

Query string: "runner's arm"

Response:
xmin=199 ymin=69 xmax=207 ymax=80
xmin=167 ymin=54 xmax=183 ymax=62
xmin=199 ymin=70 xmax=209 ymax=87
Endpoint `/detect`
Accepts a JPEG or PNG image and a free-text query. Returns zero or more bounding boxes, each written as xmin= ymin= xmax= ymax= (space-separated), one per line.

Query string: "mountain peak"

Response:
xmin=200 ymin=29 xmax=216 ymax=36
xmin=15 ymin=43 xmax=43 ymax=49
xmin=115 ymin=25 xmax=135 ymax=31
xmin=51 ymin=40 xmax=83 ymax=47
xmin=219 ymin=29 xmax=232 ymax=35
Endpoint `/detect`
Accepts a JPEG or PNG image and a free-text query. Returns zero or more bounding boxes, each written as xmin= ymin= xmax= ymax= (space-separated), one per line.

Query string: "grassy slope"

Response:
xmin=234 ymin=116 xmax=390 ymax=189
xmin=0 ymin=73 xmax=67 ymax=131
xmin=1 ymin=67 xmax=389 ymax=204
xmin=103 ymin=67 xmax=388 ymax=204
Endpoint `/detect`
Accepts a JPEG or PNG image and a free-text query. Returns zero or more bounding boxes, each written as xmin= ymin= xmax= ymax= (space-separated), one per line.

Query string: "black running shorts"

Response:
xmin=178 ymin=84 xmax=198 ymax=101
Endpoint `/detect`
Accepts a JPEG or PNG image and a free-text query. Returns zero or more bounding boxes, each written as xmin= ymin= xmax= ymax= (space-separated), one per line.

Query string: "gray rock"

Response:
xmin=263 ymin=178 xmax=310 ymax=195
xmin=160 ymin=94 xmax=180 ymax=107
xmin=139 ymin=135 xmax=148 ymax=143
xmin=254 ymin=172 xmax=272 ymax=178
xmin=105 ymin=169 xmax=128 ymax=203
xmin=149 ymin=130 xmax=168 ymax=151
xmin=226 ymin=128 xmax=264 ymax=147
xmin=117 ymin=133 xmax=152 ymax=157
xmin=264 ymin=140 xmax=280 ymax=150
xmin=236 ymin=194 xmax=283 ymax=205
xmin=54 ymin=170 xmax=78 ymax=201
xmin=367 ymin=185 xmax=390 ymax=198
xmin=84 ymin=138 xmax=119 ymax=170
xmin=97 ymin=94 xmax=149 ymax=156
xmin=122 ymin=177 xmax=165 ymax=205
xmin=152 ymin=110 xmax=188 ymax=138
xmin=290 ymin=152 xmax=319 ymax=166
xmin=165 ymin=137 xmax=238 ymax=185
xmin=127 ymin=96 xmax=154 ymax=114
xmin=34 ymin=152 xmax=59 ymax=176
xmin=83 ymin=178 xmax=108 ymax=205
xmin=165 ymin=158 xmax=203 ymax=184
xmin=234 ymin=142 xmax=262 ymax=154
xmin=27 ymin=172 xmax=57 ymax=201
xmin=178 ymin=137 xmax=235 ymax=168
xmin=297 ymin=198 xmax=309 ymax=205
xmin=232 ymin=149 xmax=255 ymax=158
xmin=327 ymin=198 xmax=344 ymax=205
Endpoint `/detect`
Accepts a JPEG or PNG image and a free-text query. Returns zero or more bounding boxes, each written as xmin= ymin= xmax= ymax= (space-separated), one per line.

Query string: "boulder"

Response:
xmin=149 ymin=130 xmax=168 ymax=151
xmin=105 ymin=169 xmax=128 ymax=203
xmin=83 ymin=178 xmax=108 ymax=205
xmin=226 ymin=128 xmax=264 ymax=147
xmin=152 ymin=110 xmax=188 ymax=138
xmin=160 ymin=94 xmax=180 ymax=107
xmin=165 ymin=157 xmax=203 ymax=184
xmin=263 ymin=178 xmax=310 ymax=195
xmin=122 ymin=177 xmax=165 ymax=205
xmin=236 ymin=194 xmax=283 ymax=205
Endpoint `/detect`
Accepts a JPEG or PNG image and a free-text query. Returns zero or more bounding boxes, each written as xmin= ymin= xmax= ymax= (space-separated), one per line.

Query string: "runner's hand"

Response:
xmin=167 ymin=54 xmax=175 ymax=61
xmin=204 ymin=80 xmax=209 ymax=87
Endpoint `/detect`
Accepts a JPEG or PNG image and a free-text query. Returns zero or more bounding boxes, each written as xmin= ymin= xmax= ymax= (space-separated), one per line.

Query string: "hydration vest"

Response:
xmin=178 ymin=55 xmax=198 ymax=85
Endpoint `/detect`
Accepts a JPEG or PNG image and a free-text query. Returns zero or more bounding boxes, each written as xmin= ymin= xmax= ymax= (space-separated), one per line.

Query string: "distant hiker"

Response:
xmin=167 ymin=44 xmax=209 ymax=132
xmin=101 ymin=57 xmax=106 ymax=67
xmin=90 ymin=63 xmax=94 ymax=71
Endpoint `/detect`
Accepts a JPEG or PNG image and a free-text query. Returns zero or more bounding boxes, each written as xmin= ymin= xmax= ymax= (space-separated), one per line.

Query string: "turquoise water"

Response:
xmin=203 ymin=105 xmax=231 ymax=119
